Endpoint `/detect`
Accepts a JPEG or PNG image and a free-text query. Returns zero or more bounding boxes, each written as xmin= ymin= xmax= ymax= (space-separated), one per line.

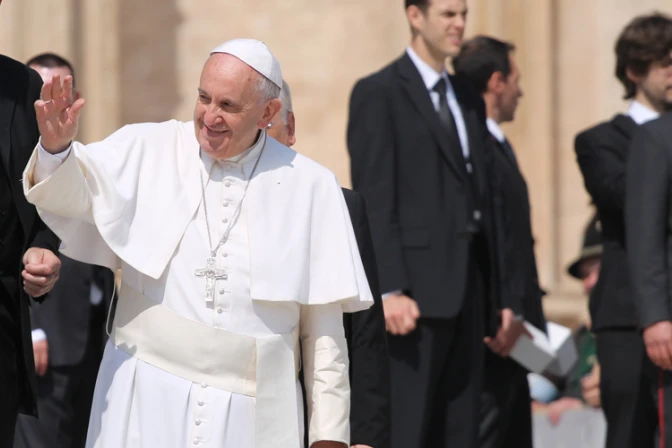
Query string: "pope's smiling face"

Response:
xmin=193 ymin=53 xmax=279 ymax=160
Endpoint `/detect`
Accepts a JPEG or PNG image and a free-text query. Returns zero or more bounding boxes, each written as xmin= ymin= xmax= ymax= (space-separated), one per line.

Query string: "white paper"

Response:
xmin=510 ymin=321 xmax=556 ymax=374
xmin=545 ymin=322 xmax=579 ymax=377
xmin=509 ymin=321 xmax=578 ymax=376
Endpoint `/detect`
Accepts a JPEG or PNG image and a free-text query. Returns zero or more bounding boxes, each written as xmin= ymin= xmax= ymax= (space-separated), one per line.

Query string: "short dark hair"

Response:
xmin=615 ymin=13 xmax=672 ymax=99
xmin=405 ymin=0 xmax=429 ymax=11
xmin=26 ymin=52 xmax=76 ymax=87
xmin=452 ymin=36 xmax=515 ymax=94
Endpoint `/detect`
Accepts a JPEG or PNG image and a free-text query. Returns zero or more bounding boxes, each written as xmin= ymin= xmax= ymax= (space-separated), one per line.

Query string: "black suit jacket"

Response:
xmin=30 ymin=259 xmax=115 ymax=367
xmin=341 ymin=188 xmax=391 ymax=448
xmin=625 ymin=113 xmax=672 ymax=330
xmin=575 ymin=114 xmax=639 ymax=330
xmin=347 ymin=53 xmax=498 ymax=324
xmin=0 ymin=54 xmax=60 ymax=415
xmin=486 ymin=136 xmax=546 ymax=330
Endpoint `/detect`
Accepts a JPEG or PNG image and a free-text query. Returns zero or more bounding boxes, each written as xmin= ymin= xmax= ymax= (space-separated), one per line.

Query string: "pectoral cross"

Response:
xmin=195 ymin=257 xmax=227 ymax=302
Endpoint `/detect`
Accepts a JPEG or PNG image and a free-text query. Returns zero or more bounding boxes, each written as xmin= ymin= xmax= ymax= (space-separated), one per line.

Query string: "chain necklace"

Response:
xmin=194 ymin=137 xmax=265 ymax=302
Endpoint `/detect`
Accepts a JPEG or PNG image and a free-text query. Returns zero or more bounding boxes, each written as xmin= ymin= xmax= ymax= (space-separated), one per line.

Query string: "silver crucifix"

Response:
xmin=195 ymin=257 xmax=227 ymax=302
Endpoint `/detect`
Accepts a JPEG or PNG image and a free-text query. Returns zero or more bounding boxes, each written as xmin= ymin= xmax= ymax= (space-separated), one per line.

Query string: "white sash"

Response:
xmin=110 ymin=284 xmax=302 ymax=448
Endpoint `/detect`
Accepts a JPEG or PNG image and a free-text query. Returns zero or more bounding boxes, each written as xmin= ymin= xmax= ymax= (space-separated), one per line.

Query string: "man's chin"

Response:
xmin=196 ymin=139 xmax=224 ymax=156
xmin=201 ymin=146 xmax=228 ymax=159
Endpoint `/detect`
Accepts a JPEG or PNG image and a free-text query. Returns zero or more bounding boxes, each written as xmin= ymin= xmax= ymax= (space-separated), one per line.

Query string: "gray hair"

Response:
xmin=278 ymin=80 xmax=293 ymax=123
xmin=257 ymin=75 xmax=281 ymax=105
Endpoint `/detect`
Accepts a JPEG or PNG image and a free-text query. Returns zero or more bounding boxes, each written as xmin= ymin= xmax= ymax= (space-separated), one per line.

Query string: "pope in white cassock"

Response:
xmin=22 ymin=39 xmax=373 ymax=448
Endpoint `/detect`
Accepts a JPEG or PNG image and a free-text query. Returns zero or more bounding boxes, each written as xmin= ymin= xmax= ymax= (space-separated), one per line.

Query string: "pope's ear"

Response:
xmin=260 ymin=98 xmax=282 ymax=128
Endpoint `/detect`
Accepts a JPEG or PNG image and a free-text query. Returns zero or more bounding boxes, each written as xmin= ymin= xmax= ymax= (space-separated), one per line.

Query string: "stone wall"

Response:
xmin=4 ymin=0 xmax=671 ymax=327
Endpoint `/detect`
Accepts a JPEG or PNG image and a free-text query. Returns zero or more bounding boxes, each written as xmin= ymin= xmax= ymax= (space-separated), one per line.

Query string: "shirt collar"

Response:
xmin=406 ymin=46 xmax=450 ymax=92
xmin=628 ymin=101 xmax=660 ymax=125
xmin=486 ymin=118 xmax=506 ymax=143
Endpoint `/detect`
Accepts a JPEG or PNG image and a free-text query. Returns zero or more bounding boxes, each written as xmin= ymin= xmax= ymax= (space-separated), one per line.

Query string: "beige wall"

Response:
xmin=4 ymin=0 xmax=672 ymax=326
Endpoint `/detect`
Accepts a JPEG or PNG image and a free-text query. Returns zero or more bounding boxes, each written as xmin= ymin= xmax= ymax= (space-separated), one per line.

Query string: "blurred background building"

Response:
xmin=2 ymin=0 xmax=670 ymax=327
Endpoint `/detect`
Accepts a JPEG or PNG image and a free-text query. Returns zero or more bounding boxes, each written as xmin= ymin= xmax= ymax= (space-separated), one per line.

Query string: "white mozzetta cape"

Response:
xmin=23 ymin=120 xmax=373 ymax=312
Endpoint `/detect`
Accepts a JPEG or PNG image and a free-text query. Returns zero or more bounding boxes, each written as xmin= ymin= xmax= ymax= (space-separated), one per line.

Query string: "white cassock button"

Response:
xmin=193 ymin=439 xmax=200 ymax=445
xmin=223 ymin=202 xmax=229 ymax=207
xmin=222 ymin=252 xmax=228 ymax=258
xmin=225 ymin=164 xmax=234 ymax=170
xmin=217 ymin=307 xmax=223 ymax=314
xmin=219 ymin=289 xmax=226 ymax=294
xmin=198 ymin=400 xmax=204 ymax=407
xmin=473 ymin=210 xmax=482 ymax=221
xmin=195 ymin=420 xmax=202 ymax=426
xmin=222 ymin=218 xmax=228 ymax=223
xmin=200 ymin=383 xmax=207 ymax=389
xmin=225 ymin=181 xmax=231 ymax=187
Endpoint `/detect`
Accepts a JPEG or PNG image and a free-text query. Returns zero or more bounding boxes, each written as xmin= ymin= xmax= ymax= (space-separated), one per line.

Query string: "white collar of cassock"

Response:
xmin=201 ymin=130 xmax=266 ymax=179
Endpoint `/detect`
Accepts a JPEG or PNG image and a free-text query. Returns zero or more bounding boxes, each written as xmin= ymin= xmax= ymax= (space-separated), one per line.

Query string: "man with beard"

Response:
xmin=575 ymin=13 xmax=672 ymax=448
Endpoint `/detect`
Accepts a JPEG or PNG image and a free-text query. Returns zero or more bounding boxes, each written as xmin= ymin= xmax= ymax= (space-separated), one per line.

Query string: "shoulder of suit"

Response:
xmin=0 ymin=54 xmax=38 ymax=97
xmin=0 ymin=53 xmax=25 ymax=75
xmin=575 ymin=116 xmax=633 ymax=147
xmin=639 ymin=112 xmax=672 ymax=139
xmin=642 ymin=112 xmax=672 ymax=128
xmin=352 ymin=56 xmax=403 ymax=92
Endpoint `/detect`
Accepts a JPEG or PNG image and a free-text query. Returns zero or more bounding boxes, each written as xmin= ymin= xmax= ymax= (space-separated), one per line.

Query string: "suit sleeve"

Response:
xmin=625 ymin=124 xmax=672 ymax=329
xmin=24 ymin=68 xmax=60 ymax=255
xmin=484 ymin=144 xmax=523 ymax=316
xmin=347 ymin=78 xmax=409 ymax=295
xmin=575 ymin=130 xmax=625 ymax=214
xmin=346 ymin=193 xmax=391 ymax=448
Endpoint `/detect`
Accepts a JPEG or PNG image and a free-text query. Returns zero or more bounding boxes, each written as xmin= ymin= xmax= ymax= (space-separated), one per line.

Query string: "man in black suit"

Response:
xmin=267 ymin=80 xmax=391 ymax=448
xmin=574 ymin=13 xmax=672 ymax=448
xmin=453 ymin=35 xmax=545 ymax=448
xmin=626 ymin=112 xmax=672 ymax=447
xmin=346 ymin=1 xmax=518 ymax=446
xmin=13 ymin=53 xmax=117 ymax=448
xmin=0 ymin=39 xmax=63 ymax=448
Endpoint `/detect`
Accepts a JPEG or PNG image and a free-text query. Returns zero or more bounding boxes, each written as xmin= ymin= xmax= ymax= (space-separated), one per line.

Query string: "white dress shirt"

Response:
xmin=486 ymin=118 xmax=506 ymax=143
xmin=406 ymin=46 xmax=470 ymax=160
xmin=628 ymin=100 xmax=660 ymax=125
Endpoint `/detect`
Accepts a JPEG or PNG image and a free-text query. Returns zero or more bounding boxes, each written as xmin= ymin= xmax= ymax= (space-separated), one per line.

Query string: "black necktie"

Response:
xmin=501 ymin=138 xmax=519 ymax=168
xmin=433 ymin=78 xmax=458 ymax=138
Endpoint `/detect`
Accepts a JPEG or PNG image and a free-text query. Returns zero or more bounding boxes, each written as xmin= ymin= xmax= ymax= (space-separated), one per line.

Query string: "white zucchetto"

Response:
xmin=210 ymin=38 xmax=283 ymax=88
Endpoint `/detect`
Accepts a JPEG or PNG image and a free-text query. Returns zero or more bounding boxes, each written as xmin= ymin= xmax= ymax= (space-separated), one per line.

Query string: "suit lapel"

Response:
xmin=396 ymin=54 xmax=468 ymax=183
xmin=453 ymin=78 xmax=487 ymax=196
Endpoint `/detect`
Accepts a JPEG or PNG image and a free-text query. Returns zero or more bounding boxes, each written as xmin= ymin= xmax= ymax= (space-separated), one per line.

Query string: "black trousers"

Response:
xmin=478 ymin=352 xmax=532 ymax=448
xmin=388 ymin=241 xmax=487 ymax=448
xmin=14 ymin=304 xmax=106 ymax=448
xmin=597 ymin=330 xmax=658 ymax=448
